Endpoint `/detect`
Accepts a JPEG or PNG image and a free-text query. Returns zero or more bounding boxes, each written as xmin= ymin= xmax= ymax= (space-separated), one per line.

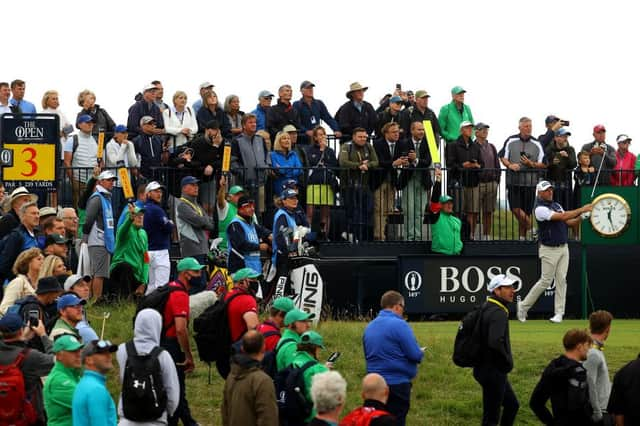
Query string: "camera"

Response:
xmin=396 ymin=83 xmax=402 ymax=91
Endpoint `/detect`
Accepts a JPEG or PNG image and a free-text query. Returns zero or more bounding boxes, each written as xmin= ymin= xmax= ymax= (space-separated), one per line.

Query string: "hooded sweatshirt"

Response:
xmin=530 ymin=355 xmax=593 ymax=425
xmin=116 ymin=309 xmax=180 ymax=425
xmin=221 ymin=353 xmax=278 ymax=426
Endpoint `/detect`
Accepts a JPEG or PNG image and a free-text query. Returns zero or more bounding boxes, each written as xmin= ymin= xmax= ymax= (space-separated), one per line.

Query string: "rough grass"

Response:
xmin=94 ymin=302 xmax=639 ymax=426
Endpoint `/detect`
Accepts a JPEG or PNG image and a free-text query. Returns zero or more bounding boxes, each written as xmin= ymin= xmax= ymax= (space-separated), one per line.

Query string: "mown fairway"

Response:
xmin=96 ymin=302 xmax=639 ymax=425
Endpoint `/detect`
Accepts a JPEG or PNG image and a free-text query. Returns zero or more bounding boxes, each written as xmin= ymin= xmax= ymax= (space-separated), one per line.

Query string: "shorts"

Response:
xmin=478 ymin=181 xmax=498 ymax=213
xmin=88 ymin=246 xmax=111 ymax=278
xmin=462 ymin=186 xmax=480 ymax=213
xmin=507 ymin=185 xmax=535 ymax=215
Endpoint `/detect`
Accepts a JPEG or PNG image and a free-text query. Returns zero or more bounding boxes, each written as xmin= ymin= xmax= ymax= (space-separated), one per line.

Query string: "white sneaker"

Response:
xmin=517 ymin=302 xmax=526 ymax=322
xmin=549 ymin=314 xmax=563 ymax=323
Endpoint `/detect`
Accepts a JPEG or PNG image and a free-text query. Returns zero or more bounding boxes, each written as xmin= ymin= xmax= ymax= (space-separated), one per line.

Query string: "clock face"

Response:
xmin=590 ymin=193 xmax=631 ymax=238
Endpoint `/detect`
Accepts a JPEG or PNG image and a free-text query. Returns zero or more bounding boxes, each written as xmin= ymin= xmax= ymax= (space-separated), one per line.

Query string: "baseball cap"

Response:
xmin=82 ymin=339 xmax=117 ymax=360
xmin=406 ymin=90 xmax=414 ymax=96
xmin=389 ymin=95 xmax=403 ymax=103
xmin=180 ymin=176 xmax=199 ymax=187
xmin=258 ymin=90 xmax=274 ymax=99
xmin=281 ymin=179 xmax=298 ymax=192
xmin=204 ymin=120 xmax=220 ymax=130
xmin=487 ymin=274 xmax=516 ymax=292
xmin=555 ymin=128 xmax=571 ymax=137
xmin=439 ymin=194 xmax=454 ymax=203
xmin=39 ymin=206 xmax=57 ymax=218
xmin=199 ymin=81 xmax=215 ymax=90
xmin=280 ymin=188 xmax=298 ymax=200
xmin=63 ymin=274 xmax=91 ymax=292
xmin=237 ymin=195 xmax=255 ymax=208
xmin=114 ymin=124 xmax=127 ymax=133
xmin=284 ymin=309 xmax=315 ymax=326
xmin=300 ymin=80 xmax=315 ymax=90
xmin=272 ymin=297 xmax=295 ymax=313
xmin=140 ymin=116 xmax=156 ymax=126
xmin=228 ymin=185 xmax=244 ymax=195
xmin=616 ymin=134 xmax=632 ymax=144
xmin=459 ymin=121 xmax=474 ymax=130
xmin=593 ymin=124 xmax=606 ymax=133
xmin=451 ymin=86 xmax=466 ymax=95
xmin=232 ymin=267 xmax=262 ymax=282
xmin=545 ymin=115 xmax=560 ymax=125
xmin=300 ymin=330 xmax=325 ymax=348
xmin=53 ymin=334 xmax=84 ymax=353
xmin=44 ymin=233 xmax=68 ymax=247
xmin=57 ymin=293 xmax=87 ymax=310
xmin=0 ymin=313 xmax=24 ymax=333
xmin=177 ymin=257 xmax=205 ymax=272
xmin=474 ymin=122 xmax=490 ymax=130
xmin=536 ymin=180 xmax=554 ymax=192
xmin=36 ymin=276 xmax=64 ymax=295
xmin=97 ymin=170 xmax=117 ymax=181
xmin=414 ymin=90 xmax=430 ymax=98
xmin=76 ymin=114 xmax=94 ymax=125
xmin=142 ymin=83 xmax=157 ymax=92
xmin=283 ymin=124 xmax=297 ymax=133
xmin=145 ymin=181 xmax=164 ymax=192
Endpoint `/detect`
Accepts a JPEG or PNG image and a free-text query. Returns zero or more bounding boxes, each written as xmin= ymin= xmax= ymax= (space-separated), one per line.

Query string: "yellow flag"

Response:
xmin=423 ymin=120 xmax=440 ymax=165
xmin=222 ymin=145 xmax=232 ymax=173
xmin=97 ymin=131 xmax=105 ymax=160
xmin=118 ymin=167 xmax=134 ymax=200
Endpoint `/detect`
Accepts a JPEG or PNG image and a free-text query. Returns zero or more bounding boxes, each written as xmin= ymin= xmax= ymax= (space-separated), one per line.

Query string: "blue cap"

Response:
xmin=57 ymin=293 xmax=86 ymax=310
xmin=281 ymin=188 xmax=298 ymax=200
xmin=181 ymin=176 xmax=199 ymax=187
xmin=114 ymin=124 xmax=127 ymax=133
xmin=76 ymin=114 xmax=94 ymax=125
xmin=281 ymin=179 xmax=297 ymax=192
xmin=389 ymin=95 xmax=403 ymax=103
xmin=0 ymin=313 xmax=23 ymax=333
xmin=555 ymin=128 xmax=571 ymax=136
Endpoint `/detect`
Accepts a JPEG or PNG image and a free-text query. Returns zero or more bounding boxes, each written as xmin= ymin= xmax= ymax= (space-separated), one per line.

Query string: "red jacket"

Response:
xmin=610 ymin=150 xmax=637 ymax=186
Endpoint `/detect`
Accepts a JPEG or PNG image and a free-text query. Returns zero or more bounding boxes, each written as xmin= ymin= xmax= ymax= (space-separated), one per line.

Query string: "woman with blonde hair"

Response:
xmin=41 ymin=90 xmax=73 ymax=142
xmin=306 ymin=126 xmax=338 ymax=238
xmin=0 ymin=248 xmax=44 ymax=314
xmin=76 ymin=89 xmax=115 ymax=136
xmin=164 ymin=90 xmax=198 ymax=149
xmin=270 ymin=131 xmax=303 ymax=196
xmin=38 ymin=255 xmax=68 ymax=280
xmin=224 ymin=94 xmax=244 ymax=137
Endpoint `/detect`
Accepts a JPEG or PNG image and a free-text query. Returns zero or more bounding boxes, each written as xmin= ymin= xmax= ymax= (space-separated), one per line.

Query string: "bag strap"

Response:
xmin=12 ymin=347 xmax=30 ymax=368
xmin=487 ymin=298 xmax=509 ymax=315
xmin=262 ymin=330 xmax=281 ymax=339
xmin=125 ymin=341 xmax=138 ymax=358
xmin=275 ymin=337 xmax=296 ymax=354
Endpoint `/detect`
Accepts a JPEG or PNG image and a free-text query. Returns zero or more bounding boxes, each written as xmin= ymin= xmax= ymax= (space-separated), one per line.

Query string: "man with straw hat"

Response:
xmin=0 ymin=186 xmax=38 ymax=239
xmin=335 ymin=82 xmax=377 ymax=142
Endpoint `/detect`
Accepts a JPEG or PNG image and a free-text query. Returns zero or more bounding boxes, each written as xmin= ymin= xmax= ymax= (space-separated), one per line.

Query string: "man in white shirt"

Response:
xmin=63 ymin=114 xmax=98 ymax=208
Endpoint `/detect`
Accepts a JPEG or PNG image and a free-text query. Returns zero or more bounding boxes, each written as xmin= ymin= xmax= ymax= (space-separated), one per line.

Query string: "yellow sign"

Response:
xmin=423 ymin=120 xmax=440 ymax=165
xmin=2 ymin=143 xmax=56 ymax=181
xmin=118 ymin=167 xmax=134 ymax=200
xmin=222 ymin=145 xmax=232 ymax=172
xmin=97 ymin=131 xmax=105 ymax=160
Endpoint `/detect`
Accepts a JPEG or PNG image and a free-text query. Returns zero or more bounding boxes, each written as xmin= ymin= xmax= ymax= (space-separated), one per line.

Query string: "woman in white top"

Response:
xmin=163 ymin=90 xmax=198 ymax=151
xmin=41 ymin=90 xmax=73 ymax=159
xmin=0 ymin=248 xmax=44 ymax=315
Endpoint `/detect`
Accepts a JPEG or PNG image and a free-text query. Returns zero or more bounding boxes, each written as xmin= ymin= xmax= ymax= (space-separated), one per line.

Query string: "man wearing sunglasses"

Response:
xmin=72 ymin=339 xmax=117 ymax=426
xmin=226 ymin=195 xmax=271 ymax=274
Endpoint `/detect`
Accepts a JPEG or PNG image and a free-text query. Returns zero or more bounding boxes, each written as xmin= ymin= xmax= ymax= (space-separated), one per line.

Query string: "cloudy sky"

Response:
xmin=4 ymin=0 xmax=638 ymax=152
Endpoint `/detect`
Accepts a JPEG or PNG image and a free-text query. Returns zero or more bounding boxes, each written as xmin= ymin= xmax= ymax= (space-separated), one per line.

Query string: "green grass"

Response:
xmin=95 ymin=302 xmax=639 ymax=425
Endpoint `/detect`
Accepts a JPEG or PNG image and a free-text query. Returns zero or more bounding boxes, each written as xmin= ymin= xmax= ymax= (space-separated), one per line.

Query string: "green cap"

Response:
xmin=414 ymin=89 xmax=430 ymax=98
xmin=177 ymin=257 xmax=205 ymax=272
xmin=300 ymin=330 xmax=325 ymax=349
xmin=53 ymin=334 xmax=84 ymax=353
xmin=439 ymin=194 xmax=454 ymax=203
xmin=273 ymin=297 xmax=295 ymax=313
xmin=284 ymin=308 xmax=315 ymax=326
xmin=232 ymin=267 xmax=262 ymax=282
xmin=229 ymin=185 xmax=245 ymax=195
xmin=133 ymin=206 xmax=145 ymax=215
xmin=451 ymin=85 xmax=466 ymax=95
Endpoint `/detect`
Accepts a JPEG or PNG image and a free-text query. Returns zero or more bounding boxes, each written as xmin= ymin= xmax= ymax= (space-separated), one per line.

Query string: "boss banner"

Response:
xmin=399 ymin=255 xmax=553 ymax=314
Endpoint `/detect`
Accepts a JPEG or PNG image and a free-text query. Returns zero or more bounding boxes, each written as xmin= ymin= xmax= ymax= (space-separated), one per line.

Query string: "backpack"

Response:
xmin=339 ymin=406 xmax=393 ymax=426
xmin=0 ymin=348 xmax=38 ymax=426
xmin=135 ymin=284 xmax=188 ymax=336
xmin=192 ymin=292 xmax=243 ymax=363
xmin=121 ymin=342 xmax=167 ymax=422
xmin=261 ymin=335 xmax=293 ymax=379
xmin=274 ymin=360 xmax=316 ymax=425
xmin=452 ymin=303 xmax=487 ymax=368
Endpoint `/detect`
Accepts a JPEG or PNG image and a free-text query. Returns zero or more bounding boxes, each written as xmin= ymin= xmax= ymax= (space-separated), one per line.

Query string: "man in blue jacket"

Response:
xmin=144 ymin=181 xmax=174 ymax=294
xmin=363 ymin=290 xmax=424 ymax=426
xmin=293 ymin=80 xmax=342 ymax=144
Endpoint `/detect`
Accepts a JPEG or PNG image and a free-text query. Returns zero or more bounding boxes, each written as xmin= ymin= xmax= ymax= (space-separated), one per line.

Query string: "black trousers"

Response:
xmin=162 ymin=337 xmax=197 ymax=426
xmin=473 ymin=366 xmax=519 ymax=426
xmin=387 ymin=382 xmax=412 ymax=426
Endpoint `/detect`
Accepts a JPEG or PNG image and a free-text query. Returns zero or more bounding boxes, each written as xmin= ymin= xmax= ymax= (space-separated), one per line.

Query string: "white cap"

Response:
xmin=97 ymin=170 xmax=117 ymax=181
xmin=145 ymin=181 xmax=164 ymax=193
xmin=487 ymin=274 xmax=515 ymax=292
xmin=459 ymin=121 xmax=474 ymax=130
xmin=616 ymin=134 xmax=632 ymax=144
xmin=63 ymin=274 xmax=91 ymax=291
xmin=142 ymin=83 xmax=157 ymax=92
xmin=536 ymin=180 xmax=553 ymax=192
xmin=199 ymin=81 xmax=214 ymax=90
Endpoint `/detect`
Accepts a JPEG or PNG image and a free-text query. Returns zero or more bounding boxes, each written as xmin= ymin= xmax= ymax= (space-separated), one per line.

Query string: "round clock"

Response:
xmin=589 ymin=193 xmax=632 ymax=238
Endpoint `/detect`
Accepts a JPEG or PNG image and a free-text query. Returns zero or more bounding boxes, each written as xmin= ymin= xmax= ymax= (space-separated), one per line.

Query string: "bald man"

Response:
xmin=341 ymin=373 xmax=396 ymax=425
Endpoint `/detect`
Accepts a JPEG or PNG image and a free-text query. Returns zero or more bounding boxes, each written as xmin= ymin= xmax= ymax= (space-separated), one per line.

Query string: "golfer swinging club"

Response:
xmin=517 ymin=180 xmax=592 ymax=323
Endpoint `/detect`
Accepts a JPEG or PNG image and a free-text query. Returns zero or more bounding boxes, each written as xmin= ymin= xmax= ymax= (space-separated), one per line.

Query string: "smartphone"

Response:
xmin=520 ymin=151 xmax=528 ymax=158
xmin=396 ymin=83 xmax=402 ymax=91
xmin=28 ymin=310 xmax=39 ymax=327
xmin=560 ymin=120 xmax=570 ymax=126
xmin=327 ymin=351 xmax=341 ymax=363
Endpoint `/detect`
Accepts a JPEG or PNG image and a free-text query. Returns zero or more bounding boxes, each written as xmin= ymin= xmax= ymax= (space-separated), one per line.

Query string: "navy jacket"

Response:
xmin=127 ymin=101 xmax=165 ymax=139
xmin=143 ymin=199 xmax=174 ymax=251
xmin=266 ymin=100 xmax=301 ymax=141
xmin=196 ymin=106 xmax=232 ymax=138
xmin=335 ymin=100 xmax=377 ymax=142
xmin=292 ymin=98 xmax=339 ymax=133
xmin=133 ymin=134 xmax=164 ymax=178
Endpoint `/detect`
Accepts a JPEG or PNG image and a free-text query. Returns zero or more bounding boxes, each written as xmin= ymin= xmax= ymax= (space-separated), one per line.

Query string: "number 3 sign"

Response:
xmin=2 ymin=143 xmax=56 ymax=181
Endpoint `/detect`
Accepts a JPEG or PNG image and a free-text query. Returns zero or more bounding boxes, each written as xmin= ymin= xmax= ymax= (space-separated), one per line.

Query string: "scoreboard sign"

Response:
xmin=1 ymin=114 xmax=59 ymax=191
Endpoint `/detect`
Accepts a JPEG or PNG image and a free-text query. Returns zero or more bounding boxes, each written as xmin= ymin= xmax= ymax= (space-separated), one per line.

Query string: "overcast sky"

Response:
xmin=4 ymin=0 xmax=638 ymax=153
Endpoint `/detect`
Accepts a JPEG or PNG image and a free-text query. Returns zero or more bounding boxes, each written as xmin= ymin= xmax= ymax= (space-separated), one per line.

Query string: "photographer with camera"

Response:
xmin=539 ymin=115 xmax=569 ymax=149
